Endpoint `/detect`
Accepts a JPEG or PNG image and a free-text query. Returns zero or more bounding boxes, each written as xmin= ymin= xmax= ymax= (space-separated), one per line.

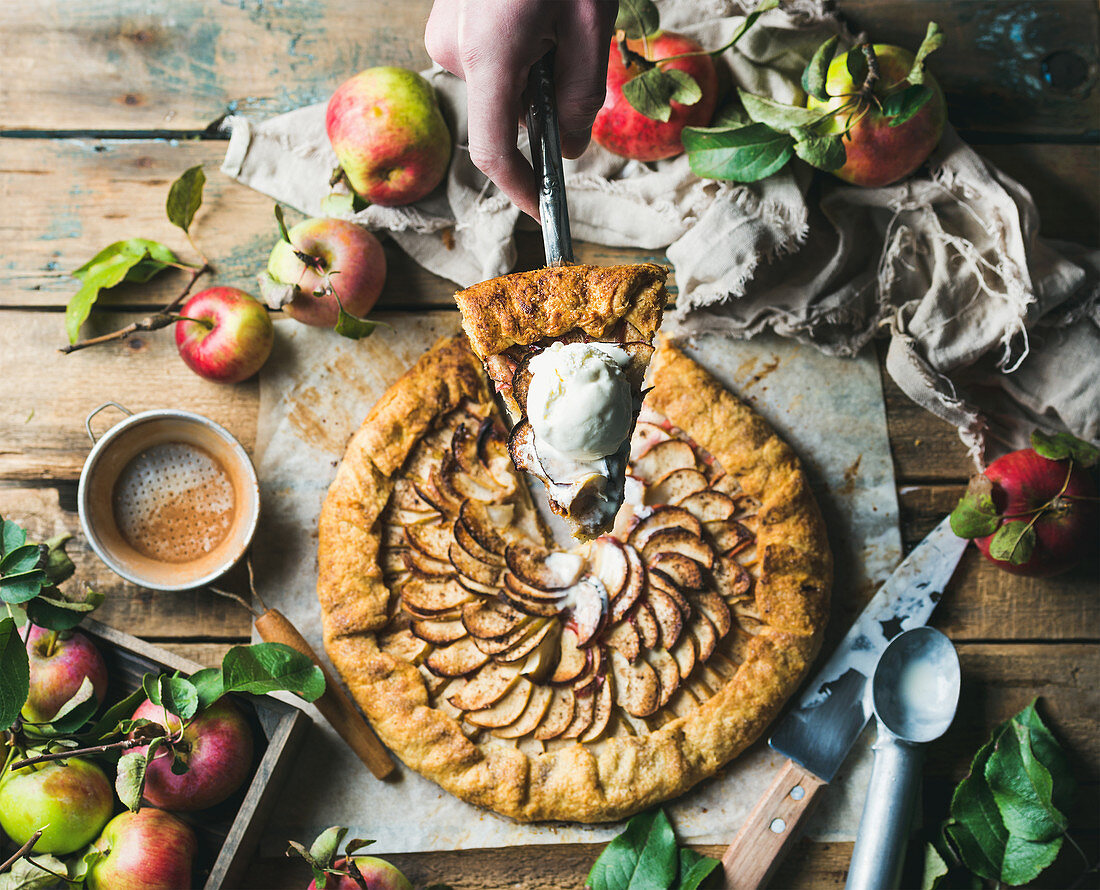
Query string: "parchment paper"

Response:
xmin=251 ymin=315 xmax=902 ymax=853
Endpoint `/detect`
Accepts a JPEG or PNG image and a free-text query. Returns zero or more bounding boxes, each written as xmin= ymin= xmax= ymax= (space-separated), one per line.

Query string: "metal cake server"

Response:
xmin=525 ymin=51 xmax=574 ymax=265
xmin=722 ymin=516 xmax=969 ymax=889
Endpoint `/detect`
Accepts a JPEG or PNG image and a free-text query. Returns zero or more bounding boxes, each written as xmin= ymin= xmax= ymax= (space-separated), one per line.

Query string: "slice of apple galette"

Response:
xmin=454 ymin=263 xmax=668 ymax=541
xmin=317 ymin=333 xmax=832 ymax=823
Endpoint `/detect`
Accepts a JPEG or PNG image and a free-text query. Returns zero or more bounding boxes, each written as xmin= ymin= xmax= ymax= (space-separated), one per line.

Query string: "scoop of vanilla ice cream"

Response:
xmin=526 ymin=341 xmax=632 ymax=461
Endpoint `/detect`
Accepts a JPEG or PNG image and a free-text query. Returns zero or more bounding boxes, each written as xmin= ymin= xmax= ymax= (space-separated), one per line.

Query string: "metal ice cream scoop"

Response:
xmin=845 ymin=626 xmax=961 ymax=890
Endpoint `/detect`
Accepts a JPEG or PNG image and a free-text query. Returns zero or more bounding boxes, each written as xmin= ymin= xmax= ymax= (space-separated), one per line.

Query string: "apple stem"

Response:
xmin=0 ymin=830 xmax=44 ymax=875
xmin=43 ymin=629 xmax=58 ymax=658
xmin=860 ymin=43 xmax=881 ymax=97
xmin=170 ymin=315 xmax=215 ymax=330
xmin=617 ymin=37 xmax=654 ymax=71
xmin=8 ymin=737 xmax=148 ymax=771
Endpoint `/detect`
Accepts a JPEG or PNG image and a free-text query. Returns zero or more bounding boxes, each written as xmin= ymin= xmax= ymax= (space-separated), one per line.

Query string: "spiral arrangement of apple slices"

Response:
xmin=376 ymin=400 xmax=765 ymax=748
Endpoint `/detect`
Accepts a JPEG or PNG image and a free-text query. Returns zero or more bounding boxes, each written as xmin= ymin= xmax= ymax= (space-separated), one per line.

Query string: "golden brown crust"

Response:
xmin=454 ymin=263 xmax=668 ymax=361
xmin=318 ymin=334 xmax=831 ymax=823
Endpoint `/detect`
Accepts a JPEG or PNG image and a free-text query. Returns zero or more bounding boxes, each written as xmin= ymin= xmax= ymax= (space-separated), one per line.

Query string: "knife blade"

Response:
xmin=722 ymin=515 xmax=968 ymax=889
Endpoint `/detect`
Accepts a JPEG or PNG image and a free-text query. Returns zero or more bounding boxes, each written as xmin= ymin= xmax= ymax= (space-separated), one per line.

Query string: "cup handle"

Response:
xmin=85 ymin=402 xmax=133 ymax=444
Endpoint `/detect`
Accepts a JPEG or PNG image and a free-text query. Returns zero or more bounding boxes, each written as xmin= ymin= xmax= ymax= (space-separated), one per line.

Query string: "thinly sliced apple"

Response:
xmin=469 ymin=616 xmax=541 ymax=655
xmin=559 ymin=684 xmax=596 ymax=739
xmin=519 ymin=621 xmax=562 ymax=681
xmin=389 ymin=506 xmax=440 ymax=527
xmin=630 ymin=421 xmax=673 ymax=461
xmin=434 ymin=454 xmax=469 ymax=508
xmin=630 ymin=439 xmax=698 ymax=483
xmin=589 ymin=537 xmax=628 ymax=601
xmin=611 ymin=545 xmax=646 ymax=623
xmin=631 ymin=601 xmax=660 ymax=649
xmin=677 ymin=490 xmax=737 ymax=522
xmin=712 ymin=555 xmax=753 ymax=600
xmin=627 ymin=506 xmax=702 ymax=550
xmin=504 ymin=570 xmax=569 ymax=602
xmin=579 ymin=677 xmax=614 ymax=743
xmin=647 ymin=569 xmax=691 ymax=617
xmin=505 ymin=545 xmax=583 ymax=591
xmin=695 ymin=590 xmax=732 ymax=638
xmin=691 ymin=612 xmax=718 ymax=661
xmin=379 ymin=628 xmax=430 ymax=666
xmin=454 ymin=573 xmax=501 ymax=597
xmin=646 ymin=584 xmax=684 ymax=650
xmin=645 ymin=467 xmax=709 ymax=506
xmin=391 ymin=479 xmax=436 ymax=512
xmin=414 ymin=476 xmax=457 ymax=516
xmin=447 ymin=661 xmax=522 ymax=711
xmin=646 ymin=649 xmax=680 ymax=709
xmin=640 ymin=528 xmax=715 ymax=569
xmin=448 ymin=541 xmax=500 ymax=587
xmin=401 ymin=577 xmax=474 ymax=615
xmin=533 ymin=687 xmax=576 ymax=741
xmin=425 ymin=636 xmax=491 ymax=678
xmin=507 ymin=421 xmax=538 ymax=473
xmin=380 ymin=547 xmax=409 ymax=575
xmin=495 ymin=619 xmax=558 ymax=663
xmin=499 ymin=581 xmax=563 ymax=618
xmin=603 ymin=620 xmax=641 ymax=662
xmin=670 ymin=633 xmax=697 ymax=680
xmin=548 ymin=629 xmax=586 ymax=685
xmin=405 ymin=522 xmax=454 ymax=563
xmin=461 ymin=599 xmax=528 ymax=640
xmin=459 ymin=500 xmax=508 ymax=559
xmin=465 ymin=678 xmax=533 ymax=728
xmin=484 ymin=502 xmax=516 ymax=527
xmin=563 ymin=577 xmax=608 ymax=647
xmin=492 ymin=684 xmax=553 ymax=739
xmin=571 ymin=645 xmax=604 ymax=697
xmin=404 ymin=548 xmax=454 ymax=579
xmin=609 ymin=649 xmax=661 ymax=718
xmin=705 ymin=518 xmax=755 ymax=555
xmin=410 ymin=617 xmax=468 ymax=646
xmin=647 ymin=552 xmax=705 ymax=590
xmin=450 ymin=467 xmax=503 ymax=504
xmin=453 ymin=514 xmax=504 ymax=567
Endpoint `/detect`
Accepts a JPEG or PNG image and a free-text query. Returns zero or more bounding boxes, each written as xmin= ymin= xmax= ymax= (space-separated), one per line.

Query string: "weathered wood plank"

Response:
xmin=3 ymin=1 xmax=1096 ymax=136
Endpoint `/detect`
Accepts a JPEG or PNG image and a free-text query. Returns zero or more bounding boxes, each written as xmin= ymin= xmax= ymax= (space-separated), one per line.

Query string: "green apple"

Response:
xmin=0 ymin=758 xmax=114 ymax=854
xmin=326 ymin=67 xmax=451 ymax=206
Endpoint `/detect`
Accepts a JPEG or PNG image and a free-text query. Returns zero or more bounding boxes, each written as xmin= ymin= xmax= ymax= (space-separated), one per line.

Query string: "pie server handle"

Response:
xmin=525 ymin=50 xmax=574 ymax=265
xmin=254 ymin=607 xmax=396 ymax=780
xmin=721 ymin=759 xmax=826 ymax=889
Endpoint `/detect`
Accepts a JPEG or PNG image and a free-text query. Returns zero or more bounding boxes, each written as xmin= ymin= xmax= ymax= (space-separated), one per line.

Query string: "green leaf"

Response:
xmin=144 ymin=674 xmax=199 ymax=721
xmin=723 ymin=0 xmax=780 ymax=55
xmin=41 ymin=534 xmax=75 ymax=586
xmin=944 ymin=727 xmax=1008 ymax=880
xmin=0 ymin=852 xmax=74 ymax=890
xmin=1000 ymin=834 xmax=1063 ymax=886
xmin=883 ymin=84 xmax=933 ymax=127
xmin=949 ymin=474 xmax=1001 ymax=539
xmin=0 ymin=616 xmax=30 ymax=731
xmin=33 ymin=675 xmax=99 ymax=735
xmin=221 ymin=642 xmax=326 ymax=701
xmin=84 ymin=686 xmax=147 ymax=741
xmin=738 ymin=90 xmax=827 ymax=132
xmin=25 ymin=587 xmax=105 ymax=632
xmin=166 ymin=165 xmax=206 ymax=234
xmin=678 ymin=847 xmax=721 ymax=890
xmin=623 ymin=67 xmax=702 ymax=122
xmin=66 ymin=239 xmax=179 ymax=344
xmin=0 ymin=570 xmax=47 ymax=605
xmin=1014 ymin=701 xmax=1075 ymax=816
xmin=115 ymin=736 xmax=165 ymax=811
xmin=587 ymin=808 xmax=678 ymax=890
xmin=1 ymin=543 xmax=43 ymax=575
xmin=988 ymin=521 xmax=1036 ymax=565
xmin=710 ymin=103 xmax=751 ymax=128
xmin=189 ymin=667 xmax=225 ymax=710
xmin=274 ymin=204 xmax=293 ymax=244
xmin=920 ymin=842 xmax=950 ymax=890
xmin=682 ymin=123 xmax=794 ymax=182
xmin=985 ymin=720 xmax=1067 ymax=841
xmin=908 ymin=22 xmax=944 ymax=85
xmin=2 ymin=519 xmax=28 ymax=556
xmin=846 ymin=45 xmax=869 ymax=85
xmin=801 ymin=35 xmax=839 ymax=101
xmin=343 ymin=838 xmax=376 ymax=857
xmin=1030 ymin=429 xmax=1100 ymax=467
xmin=334 ymin=300 xmax=380 ymax=341
xmin=309 ymin=826 xmax=349 ymax=872
xmin=793 ymin=132 xmax=846 ymax=171
xmin=286 ymin=840 xmax=328 ymax=889
xmin=615 ymin=0 xmax=660 ymax=40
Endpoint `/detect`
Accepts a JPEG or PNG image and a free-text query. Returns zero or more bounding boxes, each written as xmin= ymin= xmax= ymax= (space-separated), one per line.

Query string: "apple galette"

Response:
xmin=318 ymin=333 xmax=831 ymax=823
xmin=454 ymin=263 xmax=668 ymax=540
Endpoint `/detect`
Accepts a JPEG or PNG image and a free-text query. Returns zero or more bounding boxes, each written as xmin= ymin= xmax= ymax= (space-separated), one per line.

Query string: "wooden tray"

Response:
xmin=79 ymin=618 xmax=311 ymax=889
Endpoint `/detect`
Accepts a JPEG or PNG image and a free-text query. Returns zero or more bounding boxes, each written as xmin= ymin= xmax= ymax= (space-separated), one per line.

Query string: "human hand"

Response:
xmin=425 ymin=0 xmax=616 ymax=220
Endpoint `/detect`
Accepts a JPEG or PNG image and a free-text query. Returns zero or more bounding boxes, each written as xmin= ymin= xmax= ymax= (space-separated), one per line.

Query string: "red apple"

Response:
xmin=0 ymin=758 xmax=114 ymax=854
xmin=974 ymin=449 xmax=1097 ymax=576
xmin=592 ymin=31 xmax=719 ymax=162
xmin=808 ymin=44 xmax=946 ymax=187
xmin=21 ymin=625 xmax=108 ymax=724
xmin=130 ymin=697 xmax=253 ymax=811
xmin=265 ymin=218 xmax=386 ymax=327
xmin=306 ymin=857 xmax=413 ymax=890
xmin=174 ymin=287 xmax=274 ymax=384
xmin=86 ymin=808 xmax=196 ymax=890
xmin=327 ymin=66 xmax=452 ymax=206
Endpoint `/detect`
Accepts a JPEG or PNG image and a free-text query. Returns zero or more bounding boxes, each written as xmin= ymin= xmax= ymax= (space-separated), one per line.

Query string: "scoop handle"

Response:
xmin=844 ymin=730 xmax=924 ymax=890
xmin=525 ymin=50 xmax=574 ymax=265
xmin=254 ymin=608 xmax=395 ymax=780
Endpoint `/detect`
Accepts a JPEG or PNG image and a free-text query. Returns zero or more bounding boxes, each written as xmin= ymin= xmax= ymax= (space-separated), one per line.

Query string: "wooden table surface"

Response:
xmin=2 ymin=1 xmax=1097 ymax=887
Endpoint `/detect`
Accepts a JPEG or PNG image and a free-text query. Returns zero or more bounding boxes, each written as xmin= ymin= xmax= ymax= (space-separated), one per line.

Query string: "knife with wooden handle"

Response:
xmin=721 ymin=517 xmax=968 ymax=888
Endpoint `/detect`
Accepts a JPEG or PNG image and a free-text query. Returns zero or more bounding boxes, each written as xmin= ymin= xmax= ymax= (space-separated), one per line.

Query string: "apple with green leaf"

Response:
xmin=86 ymin=808 xmax=197 ymax=890
xmin=0 ymin=758 xmax=114 ymax=854
xmin=327 ymin=66 xmax=451 ymax=206
xmin=174 ymin=286 xmax=274 ymax=384
xmin=21 ymin=625 xmax=108 ymax=724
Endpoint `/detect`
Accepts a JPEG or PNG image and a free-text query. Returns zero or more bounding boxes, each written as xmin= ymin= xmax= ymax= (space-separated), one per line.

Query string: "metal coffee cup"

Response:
xmin=77 ymin=403 xmax=260 ymax=591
